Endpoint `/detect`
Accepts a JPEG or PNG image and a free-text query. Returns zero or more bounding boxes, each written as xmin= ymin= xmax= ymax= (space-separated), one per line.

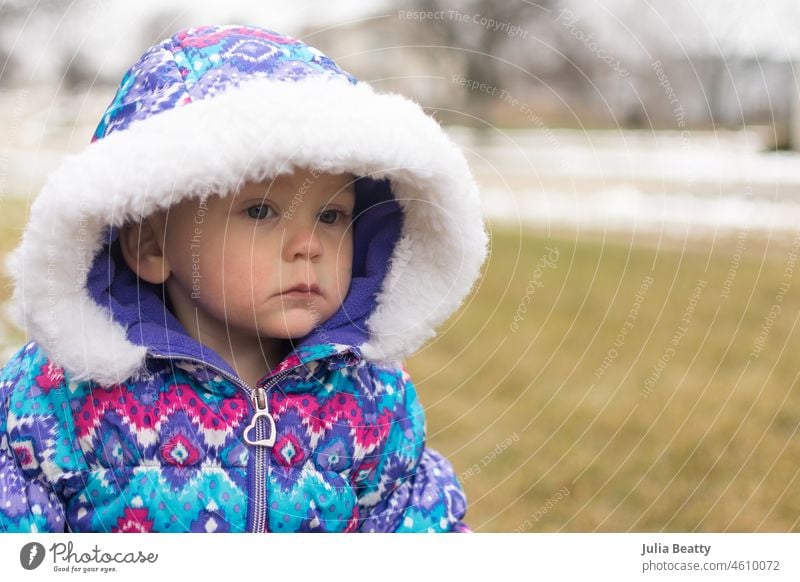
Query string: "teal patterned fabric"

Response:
xmin=0 ymin=339 xmax=470 ymax=532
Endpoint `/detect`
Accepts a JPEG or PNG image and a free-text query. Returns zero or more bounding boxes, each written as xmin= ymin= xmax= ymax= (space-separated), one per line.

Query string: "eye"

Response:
xmin=318 ymin=209 xmax=351 ymax=225
xmin=246 ymin=204 xmax=276 ymax=220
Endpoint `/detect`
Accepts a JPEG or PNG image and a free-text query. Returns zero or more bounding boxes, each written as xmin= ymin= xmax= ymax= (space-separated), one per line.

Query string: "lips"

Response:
xmin=279 ymin=283 xmax=321 ymax=295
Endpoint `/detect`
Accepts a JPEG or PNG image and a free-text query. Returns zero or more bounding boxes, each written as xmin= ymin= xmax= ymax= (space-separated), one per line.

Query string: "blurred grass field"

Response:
xmin=1 ymin=196 xmax=799 ymax=532
xmin=0 ymin=197 xmax=29 ymax=353
xmin=413 ymin=220 xmax=800 ymax=532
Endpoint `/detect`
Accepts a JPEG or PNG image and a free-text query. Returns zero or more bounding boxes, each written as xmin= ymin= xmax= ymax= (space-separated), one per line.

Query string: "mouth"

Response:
xmin=278 ymin=283 xmax=322 ymax=297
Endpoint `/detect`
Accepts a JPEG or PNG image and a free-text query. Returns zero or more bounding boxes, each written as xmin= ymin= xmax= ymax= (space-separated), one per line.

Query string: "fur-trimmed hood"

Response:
xmin=3 ymin=25 xmax=488 ymax=386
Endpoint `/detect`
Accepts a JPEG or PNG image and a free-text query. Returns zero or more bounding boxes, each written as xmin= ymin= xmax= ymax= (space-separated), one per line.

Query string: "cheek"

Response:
xmin=198 ymin=253 xmax=264 ymax=319
xmin=335 ymin=236 xmax=353 ymax=296
xmin=219 ymin=245 xmax=275 ymax=289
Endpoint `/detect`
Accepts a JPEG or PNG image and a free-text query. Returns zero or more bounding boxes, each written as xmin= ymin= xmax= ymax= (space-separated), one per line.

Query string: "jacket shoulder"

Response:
xmin=359 ymin=359 xmax=411 ymax=391
xmin=0 ymin=340 xmax=73 ymax=430
xmin=0 ymin=341 xmax=54 ymax=401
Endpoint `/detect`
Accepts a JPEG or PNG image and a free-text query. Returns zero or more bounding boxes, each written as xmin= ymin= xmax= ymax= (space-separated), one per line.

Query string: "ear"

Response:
xmin=118 ymin=211 xmax=171 ymax=284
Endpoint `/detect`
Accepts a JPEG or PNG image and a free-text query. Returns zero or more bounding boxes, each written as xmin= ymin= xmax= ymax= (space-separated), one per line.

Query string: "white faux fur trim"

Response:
xmin=3 ymin=76 xmax=488 ymax=385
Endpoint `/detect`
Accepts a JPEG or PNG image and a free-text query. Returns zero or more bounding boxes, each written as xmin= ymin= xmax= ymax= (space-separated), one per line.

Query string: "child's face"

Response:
xmin=133 ymin=169 xmax=356 ymax=344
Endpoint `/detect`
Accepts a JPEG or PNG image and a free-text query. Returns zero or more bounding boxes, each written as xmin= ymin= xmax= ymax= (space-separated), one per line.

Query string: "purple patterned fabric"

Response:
xmin=92 ymin=25 xmax=356 ymax=141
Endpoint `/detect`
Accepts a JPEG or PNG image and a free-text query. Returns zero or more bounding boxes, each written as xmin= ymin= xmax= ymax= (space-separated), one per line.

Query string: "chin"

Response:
xmin=262 ymin=313 xmax=324 ymax=340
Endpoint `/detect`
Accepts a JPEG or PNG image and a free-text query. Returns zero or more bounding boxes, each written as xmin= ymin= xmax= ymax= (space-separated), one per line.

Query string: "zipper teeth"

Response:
xmin=253 ymin=369 xmax=290 ymax=532
xmin=148 ymin=353 xmax=257 ymax=391
xmin=146 ymin=349 xmax=357 ymax=531
xmin=147 ymin=352 xmax=291 ymax=532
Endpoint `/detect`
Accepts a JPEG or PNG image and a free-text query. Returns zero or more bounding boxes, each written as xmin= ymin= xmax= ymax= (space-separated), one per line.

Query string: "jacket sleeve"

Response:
xmin=354 ymin=363 xmax=471 ymax=533
xmin=0 ymin=342 xmax=68 ymax=532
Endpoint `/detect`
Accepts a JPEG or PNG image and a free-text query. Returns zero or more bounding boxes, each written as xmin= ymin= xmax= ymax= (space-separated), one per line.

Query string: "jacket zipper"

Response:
xmin=244 ymin=369 xmax=290 ymax=533
xmin=147 ymin=352 xmax=293 ymax=532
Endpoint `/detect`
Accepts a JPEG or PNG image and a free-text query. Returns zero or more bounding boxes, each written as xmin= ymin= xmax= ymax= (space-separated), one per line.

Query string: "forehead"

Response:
xmin=235 ymin=171 xmax=356 ymax=200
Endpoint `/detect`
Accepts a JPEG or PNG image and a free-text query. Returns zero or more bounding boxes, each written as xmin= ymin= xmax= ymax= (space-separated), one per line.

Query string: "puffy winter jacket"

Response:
xmin=0 ymin=25 xmax=487 ymax=533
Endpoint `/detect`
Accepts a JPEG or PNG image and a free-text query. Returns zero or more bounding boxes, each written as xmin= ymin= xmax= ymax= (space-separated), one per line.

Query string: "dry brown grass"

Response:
xmin=413 ymin=221 xmax=800 ymax=532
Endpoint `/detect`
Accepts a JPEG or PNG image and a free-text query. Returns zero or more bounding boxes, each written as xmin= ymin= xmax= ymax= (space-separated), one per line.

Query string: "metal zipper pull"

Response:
xmin=243 ymin=385 xmax=278 ymax=447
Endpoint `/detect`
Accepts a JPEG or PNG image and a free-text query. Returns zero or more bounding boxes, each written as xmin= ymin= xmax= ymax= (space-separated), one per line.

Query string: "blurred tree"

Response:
xmin=0 ymin=0 xmax=62 ymax=17
xmin=0 ymin=0 xmax=86 ymax=87
xmin=398 ymin=0 xmax=555 ymax=126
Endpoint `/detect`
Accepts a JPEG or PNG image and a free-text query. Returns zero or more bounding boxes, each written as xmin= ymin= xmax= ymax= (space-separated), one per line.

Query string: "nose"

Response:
xmin=282 ymin=219 xmax=323 ymax=261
